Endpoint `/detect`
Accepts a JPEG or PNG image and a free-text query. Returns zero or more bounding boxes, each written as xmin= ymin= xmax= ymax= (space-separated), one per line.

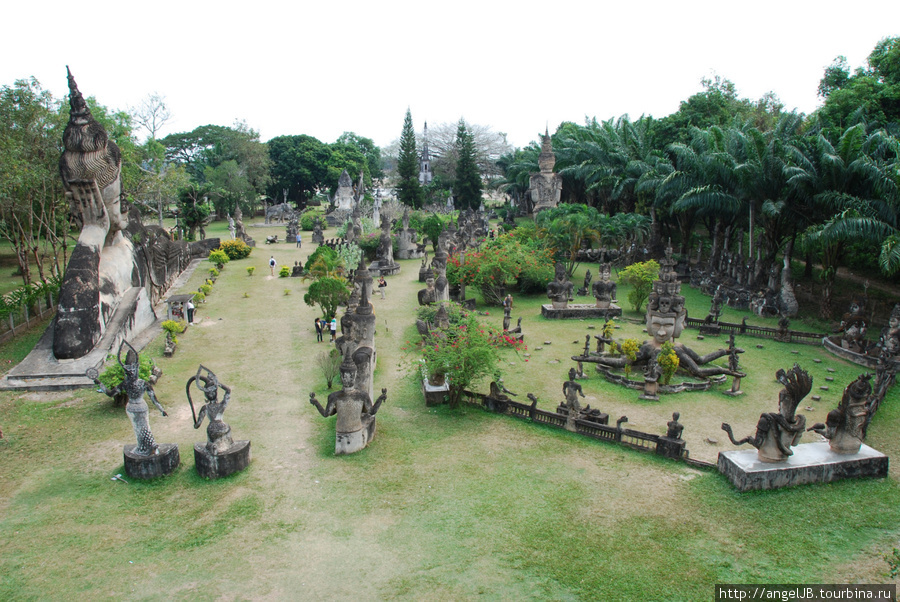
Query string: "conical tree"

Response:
xmin=396 ymin=108 xmax=423 ymax=208
xmin=453 ymin=118 xmax=482 ymax=210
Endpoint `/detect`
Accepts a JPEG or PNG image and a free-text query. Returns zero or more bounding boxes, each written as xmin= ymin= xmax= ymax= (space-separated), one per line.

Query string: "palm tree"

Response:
xmin=786 ymin=123 xmax=900 ymax=316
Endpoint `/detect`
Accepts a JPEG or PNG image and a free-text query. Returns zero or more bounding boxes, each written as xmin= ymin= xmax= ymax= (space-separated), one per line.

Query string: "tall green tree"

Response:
xmin=0 ymin=77 xmax=67 ymax=285
xmin=161 ymin=122 xmax=271 ymax=214
xmin=396 ymin=109 xmax=423 ymax=208
xmin=267 ymin=134 xmax=330 ymax=206
xmin=336 ymin=132 xmax=384 ymax=182
xmin=453 ymin=119 xmax=482 ymax=210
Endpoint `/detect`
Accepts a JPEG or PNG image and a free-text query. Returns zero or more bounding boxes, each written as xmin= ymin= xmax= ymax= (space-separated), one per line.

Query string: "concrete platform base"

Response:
xmin=718 ymin=442 xmax=888 ymax=492
xmin=194 ymin=440 xmax=251 ymax=479
xmin=541 ymin=303 xmax=622 ymax=320
xmin=424 ymin=378 xmax=450 ymax=406
xmin=124 ymin=443 xmax=180 ymax=479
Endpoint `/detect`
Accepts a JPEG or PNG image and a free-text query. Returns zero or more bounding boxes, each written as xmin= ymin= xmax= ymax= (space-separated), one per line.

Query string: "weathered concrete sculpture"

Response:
xmin=93 ymin=340 xmax=178 ymax=478
xmin=309 ymin=354 xmax=387 ymax=455
xmin=530 ymin=127 xmax=561 ymax=214
xmin=562 ymin=367 xmax=585 ymax=431
xmin=577 ymin=250 xmax=743 ymax=382
xmin=592 ymin=263 xmax=618 ymax=309
xmin=326 ymin=169 xmax=355 ymax=227
xmin=52 ymin=69 xmax=217 ymax=362
xmin=418 ymin=274 xmax=437 ymax=306
xmin=808 ymin=373 xmax=871 ymax=454
xmin=56 ymin=68 xmax=134 ymax=359
xmin=547 ymin=263 xmax=574 ymax=308
xmin=187 ymin=365 xmax=251 ymax=478
xmin=369 ymin=213 xmax=400 ymax=275
xmin=722 ymin=364 xmax=810 ymax=462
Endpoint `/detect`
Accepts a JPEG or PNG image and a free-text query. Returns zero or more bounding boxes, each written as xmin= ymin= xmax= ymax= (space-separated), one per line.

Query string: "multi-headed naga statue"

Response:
xmin=722 ymin=364 xmax=811 ymax=462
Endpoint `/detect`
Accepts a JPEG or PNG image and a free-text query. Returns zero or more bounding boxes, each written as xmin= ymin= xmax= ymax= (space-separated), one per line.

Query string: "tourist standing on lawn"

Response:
xmin=330 ymin=317 xmax=337 ymax=342
xmin=314 ymin=317 xmax=323 ymax=342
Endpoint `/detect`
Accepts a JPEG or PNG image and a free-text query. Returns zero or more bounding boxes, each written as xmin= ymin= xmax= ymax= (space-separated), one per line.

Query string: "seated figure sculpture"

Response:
xmin=547 ymin=262 xmax=574 ymax=307
xmin=592 ymin=263 xmax=617 ymax=308
xmin=808 ymin=373 xmax=872 ymax=454
xmin=721 ymin=364 xmax=810 ymax=462
xmin=309 ymin=354 xmax=387 ymax=455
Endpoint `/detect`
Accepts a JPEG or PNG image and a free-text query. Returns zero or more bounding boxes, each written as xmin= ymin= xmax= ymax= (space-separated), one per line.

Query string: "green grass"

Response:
xmin=0 ymin=217 xmax=898 ymax=599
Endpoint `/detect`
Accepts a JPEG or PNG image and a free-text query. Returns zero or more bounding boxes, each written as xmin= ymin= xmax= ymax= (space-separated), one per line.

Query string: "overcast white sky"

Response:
xmin=3 ymin=1 xmax=898 ymax=150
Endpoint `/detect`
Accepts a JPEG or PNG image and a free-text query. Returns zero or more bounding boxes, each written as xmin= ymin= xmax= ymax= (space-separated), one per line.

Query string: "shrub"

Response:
xmin=161 ymin=319 xmax=187 ymax=345
xmin=303 ymin=276 xmax=350 ymax=319
xmin=193 ymin=291 xmax=206 ymax=303
xmin=658 ymin=341 xmax=680 ymax=385
xmin=300 ymin=207 xmax=326 ymax=231
xmin=304 ymin=246 xmax=343 ymax=278
xmin=620 ymin=338 xmax=641 ymax=378
xmin=416 ymin=301 xmax=468 ymax=326
xmin=208 ymin=250 xmax=230 ymax=268
xmin=247 ymin=266 xmax=255 ymax=276
xmin=219 ymin=239 xmax=252 ymax=260
xmin=199 ymin=283 xmax=212 ymax=296
xmin=336 ymin=243 xmax=363 ymax=270
xmin=357 ymin=232 xmax=381 ymax=261
xmin=620 ymin=260 xmax=660 ymax=313
xmin=279 ymin=265 xmax=291 ymax=278
xmin=418 ymin=313 xmax=508 ymax=408
xmin=98 ymin=353 xmax=155 ymax=392
xmin=316 ymin=349 xmax=342 ymax=389
xmin=208 ymin=267 xmax=219 ymax=278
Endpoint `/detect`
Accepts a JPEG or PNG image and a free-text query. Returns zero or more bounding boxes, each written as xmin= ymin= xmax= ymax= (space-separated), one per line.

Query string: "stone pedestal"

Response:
xmin=541 ymin=303 xmax=622 ymax=319
xmin=718 ymin=442 xmax=888 ymax=492
xmin=124 ymin=443 xmax=180 ymax=479
xmin=639 ymin=380 xmax=660 ymax=401
xmin=423 ymin=378 xmax=450 ymax=407
xmin=656 ymin=437 xmax=686 ymax=460
xmin=193 ymin=440 xmax=251 ymax=479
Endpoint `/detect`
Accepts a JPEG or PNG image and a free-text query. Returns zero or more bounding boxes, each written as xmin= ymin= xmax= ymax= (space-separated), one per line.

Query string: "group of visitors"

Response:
xmin=314 ymin=316 xmax=337 ymax=342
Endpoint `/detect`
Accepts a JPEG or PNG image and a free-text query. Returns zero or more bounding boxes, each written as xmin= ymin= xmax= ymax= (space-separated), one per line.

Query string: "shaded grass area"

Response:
xmin=0 ymin=217 xmax=899 ymax=599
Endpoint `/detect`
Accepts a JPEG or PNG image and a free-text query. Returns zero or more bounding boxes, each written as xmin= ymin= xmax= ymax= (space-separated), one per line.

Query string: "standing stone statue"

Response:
xmin=562 ymin=367 xmax=585 ymax=431
xmin=309 ymin=354 xmax=387 ymax=455
xmin=93 ymin=341 xmax=168 ymax=455
xmin=530 ymin=127 xmax=562 ymax=214
xmin=187 ymin=365 xmax=251 ymax=478
xmin=92 ymin=340 xmax=179 ymax=478
xmin=228 ymin=215 xmax=236 ymax=239
xmin=722 ymin=364 xmax=810 ymax=462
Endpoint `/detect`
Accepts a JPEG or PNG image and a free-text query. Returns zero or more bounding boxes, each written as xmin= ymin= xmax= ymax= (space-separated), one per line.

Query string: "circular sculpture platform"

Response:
xmin=124 ymin=443 xmax=180 ymax=479
xmin=596 ymin=364 xmax=726 ymax=394
xmin=194 ymin=440 xmax=251 ymax=479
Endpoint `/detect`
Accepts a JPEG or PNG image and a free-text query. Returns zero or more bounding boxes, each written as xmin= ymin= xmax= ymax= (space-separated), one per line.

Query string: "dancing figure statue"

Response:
xmin=93 ymin=341 xmax=168 ymax=456
xmin=722 ymin=364 xmax=810 ymax=462
xmin=186 ymin=365 xmax=233 ymax=455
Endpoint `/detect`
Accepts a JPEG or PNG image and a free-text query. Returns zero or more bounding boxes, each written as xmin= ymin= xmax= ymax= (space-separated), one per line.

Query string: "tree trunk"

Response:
xmin=779 ymin=238 xmax=799 ymax=317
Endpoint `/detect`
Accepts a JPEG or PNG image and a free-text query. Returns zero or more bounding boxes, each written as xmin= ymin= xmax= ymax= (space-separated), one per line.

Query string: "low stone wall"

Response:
xmin=460 ymin=389 xmax=699 ymax=463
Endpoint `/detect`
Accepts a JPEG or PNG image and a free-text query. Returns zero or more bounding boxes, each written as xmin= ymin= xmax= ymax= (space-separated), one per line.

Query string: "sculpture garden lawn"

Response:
xmin=0 ymin=218 xmax=899 ymax=599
